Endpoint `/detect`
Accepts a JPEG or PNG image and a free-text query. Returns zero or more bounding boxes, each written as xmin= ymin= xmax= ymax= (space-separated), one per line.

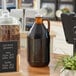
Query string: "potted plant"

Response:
xmin=56 ymin=8 xmax=70 ymax=19
xmin=55 ymin=55 xmax=76 ymax=76
xmin=61 ymin=8 xmax=70 ymax=13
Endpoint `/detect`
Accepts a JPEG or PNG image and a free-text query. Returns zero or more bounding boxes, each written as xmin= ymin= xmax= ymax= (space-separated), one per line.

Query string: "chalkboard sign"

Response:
xmin=61 ymin=13 xmax=76 ymax=54
xmin=0 ymin=41 xmax=17 ymax=72
xmin=61 ymin=13 xmax=75 ymax=44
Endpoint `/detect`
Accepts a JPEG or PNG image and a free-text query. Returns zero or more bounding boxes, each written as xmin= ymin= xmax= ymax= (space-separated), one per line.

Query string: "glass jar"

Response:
xmin=0 ymin=10 xmax=20 ymax=50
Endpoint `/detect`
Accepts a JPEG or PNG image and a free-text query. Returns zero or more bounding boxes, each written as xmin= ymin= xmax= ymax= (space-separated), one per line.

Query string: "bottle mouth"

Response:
xmin=35 ymin=17 xmax=43 ymax=24
xmin=35 ymin=13 xmax=42 ymax=18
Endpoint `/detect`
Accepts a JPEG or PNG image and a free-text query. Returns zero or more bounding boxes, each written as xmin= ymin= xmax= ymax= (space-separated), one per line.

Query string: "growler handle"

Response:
xmin=42 ymin=19 xmax=50 ymax=32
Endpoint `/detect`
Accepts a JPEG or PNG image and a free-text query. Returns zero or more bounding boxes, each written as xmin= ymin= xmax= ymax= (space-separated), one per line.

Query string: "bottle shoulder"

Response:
xmin=28 ymin=23 xmax=49 ymax=39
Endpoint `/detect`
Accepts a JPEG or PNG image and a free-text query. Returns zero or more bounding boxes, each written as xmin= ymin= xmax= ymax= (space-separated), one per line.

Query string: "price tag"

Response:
xmin=0 ymin=41 xmax=17 ymax=72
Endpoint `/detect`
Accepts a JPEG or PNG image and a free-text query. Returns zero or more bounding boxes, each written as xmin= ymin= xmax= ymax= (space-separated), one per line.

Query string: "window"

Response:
xmin=0 ymin=0 xmax=16 ymax=11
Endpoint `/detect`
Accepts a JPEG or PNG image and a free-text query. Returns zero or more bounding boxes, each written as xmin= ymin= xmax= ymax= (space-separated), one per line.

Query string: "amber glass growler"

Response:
xmin=27 ymin=16 xmax=50 ymax=67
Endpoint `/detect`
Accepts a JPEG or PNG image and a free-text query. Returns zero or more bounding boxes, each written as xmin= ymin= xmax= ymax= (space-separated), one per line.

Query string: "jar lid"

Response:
xmin=0 ymin=10 xmax=20 ymax=25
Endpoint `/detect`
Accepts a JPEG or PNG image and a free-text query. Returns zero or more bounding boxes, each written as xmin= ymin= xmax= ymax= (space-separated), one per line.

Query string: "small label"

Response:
xmin=0 ymin=41 xmax=17 ymax=72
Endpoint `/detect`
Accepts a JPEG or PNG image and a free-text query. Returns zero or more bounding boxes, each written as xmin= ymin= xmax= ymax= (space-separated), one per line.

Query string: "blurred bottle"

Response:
xmin=27 ymin=15 xmax=50 ymax=67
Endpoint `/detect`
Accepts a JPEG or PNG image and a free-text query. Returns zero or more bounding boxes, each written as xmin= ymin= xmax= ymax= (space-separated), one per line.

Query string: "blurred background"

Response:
xmin=0 ymin=0 xmax=75 ymax=55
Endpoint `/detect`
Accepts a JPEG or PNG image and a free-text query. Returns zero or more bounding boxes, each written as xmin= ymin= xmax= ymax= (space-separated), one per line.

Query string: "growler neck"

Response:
xmin=35 ymin=17 xmax=43 ymax=24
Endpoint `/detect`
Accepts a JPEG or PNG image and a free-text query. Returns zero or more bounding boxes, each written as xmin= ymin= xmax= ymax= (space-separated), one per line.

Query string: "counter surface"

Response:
xmin=20 ymin=48 xmax=65 ymax=76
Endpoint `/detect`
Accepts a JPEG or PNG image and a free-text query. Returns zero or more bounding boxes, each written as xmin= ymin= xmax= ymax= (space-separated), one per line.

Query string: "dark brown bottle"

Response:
xmin=27 ymin=16 xmax=50 ymax=67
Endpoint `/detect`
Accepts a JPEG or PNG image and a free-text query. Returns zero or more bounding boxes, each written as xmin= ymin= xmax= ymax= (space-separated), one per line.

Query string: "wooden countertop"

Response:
xmin=0 ymin=72 xmax=22 ymax=76
xmin=20 ymin=48 xmax=65 ymax=76
xmin=19 ymin=30 xmax=62 ymax=76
